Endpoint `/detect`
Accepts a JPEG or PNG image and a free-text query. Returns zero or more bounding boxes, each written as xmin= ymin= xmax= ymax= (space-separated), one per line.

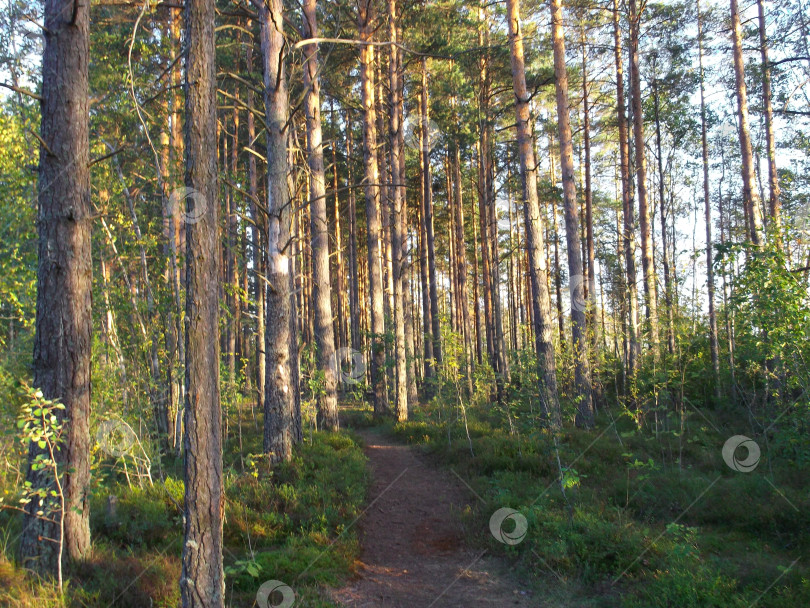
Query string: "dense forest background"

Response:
xmin=0 ymin=0 xmax=809 ymax=605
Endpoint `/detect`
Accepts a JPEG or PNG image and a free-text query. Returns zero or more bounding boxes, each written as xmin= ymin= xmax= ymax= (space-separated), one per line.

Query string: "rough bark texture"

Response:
xmin=20 ymin=0 xmax=92 ymax=575
xmin=388 ymin=0 xmax=409 ymax=421
xmin=257 ymin=0 xmax=294 ymax=462
xmin=550 ymin=0 xmax=594 ymax=428
xmin=302 ymin=0 xmax=339 ymax=430
xmin=613 ymin=0 xmax=641 ymax=378
xmin=506 ymin=0 xmax=562 ymax=426
xmin=359 ymin=2 xmax=389 ymax=415
xmin=181 ymin=0 xmax=224 ymax=602
xmin=629 ymin=0 xmax=660 ymax=354
xmin=730 ymin=0 xmax=765 ymax=245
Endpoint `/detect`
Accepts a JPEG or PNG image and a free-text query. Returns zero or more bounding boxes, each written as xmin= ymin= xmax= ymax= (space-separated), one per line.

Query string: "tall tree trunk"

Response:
xmin=506 ymin=0 xmax=562 ymax=426
xmin=613 ymin=0 xmax=640 ymax=379
xmin=246 ymin=34 xmax=265 ymax=422
xmin=418 ymin=92 xmax=435 ymax=380
xmin=388 ymin=0 xmax=409 ymax=420
xmin=757 ymin=0 xmax=781 ymax=227
xmin=581 ymin=31 xmax=596 ymax=341
xmin=302 ymin=0 xmax=339 ymax=430
xmin=171 ymin=5 xmax=186 ymax=453
xmin=476 ymin=8 xmax=496 ymax=379
xmin=453 ymin=139 xmax=474 ymax=396
xmin=181 ymin=0 xmax=224 ymax=602
xmin=359 ymin=1 xmax=389 ymax=415
xmin=551 ymin=0 xmax=594 ymax=428
xmin=698 ymin=0 xmax=721 ymax=398
xmin=331 ymin=103 xmax=347 ymax=365
xmin=421 ymin=58 xmax=442 ymax=371
xmin=257 ymin=0 xmax=294 ymax=462
xmin=346 ymin=109 xmax=362 ymax=355
xmin=629 ymin=0 xmax=660 ymax=354
xmin=20 ymin=0 xmax=92 ymax=577
xmin=226 ymin=98 xmax=239 ymax=391
xmin=653 ymin=81 xmax=676 ymax=355
xmin=730 ymin=0 xmax=765 ymax=245
xmin=471 ymin=195 xmax=484 ymax=365
xmin=486 ymin=124 xmax=509 ymax=390
xmin=549 ymin=145 xmax=566 ymax=344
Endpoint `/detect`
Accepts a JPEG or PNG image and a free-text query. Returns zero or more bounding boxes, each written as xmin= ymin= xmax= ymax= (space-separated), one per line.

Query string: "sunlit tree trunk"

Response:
xmin=550 ymin=0 xmax=594 ymax=428
xmin=359 ymin=1 xmax=389 ymax=415
xmin=629 ymin=0 xmax=660 ymax=355
xmin=506 ymin=0 xmax=562 ymax=426
xmin=613 ymin=0 xmax=640 ymax=380
xmin=730 ymin=0 xmax=765 ymax=245
xmin=387 ymin=0 xmax=409 ymax=420
xmin=756 ymin=0 xmax=781 ymax=228
xmin=346 ymin=109 xmax=362 ymax=355
xmin=302 ymin=0 xmax=339 ymax=429
xmin=257 ymin=0 xmax=294 ymax=462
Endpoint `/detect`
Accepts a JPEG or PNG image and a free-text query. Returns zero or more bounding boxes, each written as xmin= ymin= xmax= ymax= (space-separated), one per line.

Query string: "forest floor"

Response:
xmin=330 ymin=428 xmax=534 ymax=608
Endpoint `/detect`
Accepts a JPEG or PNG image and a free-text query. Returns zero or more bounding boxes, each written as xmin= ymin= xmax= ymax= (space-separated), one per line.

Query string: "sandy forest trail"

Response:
xmin=330 ymin=429 xmax=534 ymax=607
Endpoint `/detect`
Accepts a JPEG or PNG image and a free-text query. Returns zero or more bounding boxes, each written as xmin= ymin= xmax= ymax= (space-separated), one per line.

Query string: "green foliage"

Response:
xmin=8 ymin=387 xmax=66 ymax=518
xmin=1 ymin=420 xmax=365 ymax=607
xmin=384 ymin=397 xmax=808 ymax=607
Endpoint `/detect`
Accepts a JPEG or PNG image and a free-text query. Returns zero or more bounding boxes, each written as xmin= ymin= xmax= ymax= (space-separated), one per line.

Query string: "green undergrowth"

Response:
xmin=0 ymin=409 xmax=368 ymax=607
xmin=353 ymin=399 xmax=809 ymax=608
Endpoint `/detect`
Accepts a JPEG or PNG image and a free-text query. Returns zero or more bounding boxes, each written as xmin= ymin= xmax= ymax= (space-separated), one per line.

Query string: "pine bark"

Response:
xmin=20 ymin=0 xmax=92 ymax=575
xmin=756 ymin=0 xmax=781 ymax=226
xmin=302 ymin=0 xmax=339 ymax=430
xmin=730 ymin=0 xmax=765 ymax=245
xmin=550 ymin=0 xmax=594 ymax=428
xmin=346 ymin=109 xmax=362 ymax=355
xmin=180 ymin=0 xmax=224 ymax=601
xmin=613 ymin=0 xmax=641 ymax=377
xmin=388 ymin=0 xmax=409 ymax=421
xmin=629 ymin=0 xmax=660 ymax=354
xmin=257 ymin=0 xmax=294 ymax=462
xmin=359 ymin=2 xmax=389 ymax=415
xmin=506 ymin=0 xmax=562 ymax=426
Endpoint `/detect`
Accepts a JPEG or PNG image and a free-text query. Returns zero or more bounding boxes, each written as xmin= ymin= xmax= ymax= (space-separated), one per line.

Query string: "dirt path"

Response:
xmin=330 ymin=429 xmax=533 ymax=607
